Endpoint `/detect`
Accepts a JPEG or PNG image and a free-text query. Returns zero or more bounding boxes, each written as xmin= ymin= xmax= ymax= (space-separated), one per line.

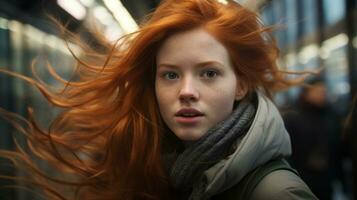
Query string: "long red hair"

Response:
xmin=0 ymin=0 xmax=305 ymax=199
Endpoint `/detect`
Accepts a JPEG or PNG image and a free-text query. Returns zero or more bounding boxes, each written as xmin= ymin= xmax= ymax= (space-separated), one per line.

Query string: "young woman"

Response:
xmin=0 ymin=0 xmax=318 ymax=199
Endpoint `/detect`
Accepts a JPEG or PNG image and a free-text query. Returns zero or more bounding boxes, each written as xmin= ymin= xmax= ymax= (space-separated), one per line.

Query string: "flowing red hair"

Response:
xmin=0 ymin=0 xmax=307 ymax=199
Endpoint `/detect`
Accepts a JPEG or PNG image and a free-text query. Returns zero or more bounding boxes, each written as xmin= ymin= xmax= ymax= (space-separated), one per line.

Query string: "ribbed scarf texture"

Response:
xmin=169 ymin=98 xmax=256 ymax=200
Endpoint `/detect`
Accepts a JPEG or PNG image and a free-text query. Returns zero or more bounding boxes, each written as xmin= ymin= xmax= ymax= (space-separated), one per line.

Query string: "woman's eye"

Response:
xmin=163 ymin=72 xmax=179 ymax=80
xmin=202 ymin=70 xmax=218 ymax=79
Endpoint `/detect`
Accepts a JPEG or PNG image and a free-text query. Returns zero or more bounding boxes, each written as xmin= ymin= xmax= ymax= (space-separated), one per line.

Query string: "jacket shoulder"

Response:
xmin=251 ymin=169 xmax=318 ymax=200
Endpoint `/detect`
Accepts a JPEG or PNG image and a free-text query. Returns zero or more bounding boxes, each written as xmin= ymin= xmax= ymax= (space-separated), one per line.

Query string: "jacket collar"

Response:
xmin=202 ymin=92 xmax=292 ymax=197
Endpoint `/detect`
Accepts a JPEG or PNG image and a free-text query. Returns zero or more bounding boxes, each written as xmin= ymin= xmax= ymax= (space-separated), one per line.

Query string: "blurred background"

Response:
xmin=0 ymin=0 xmax=355 ymax=199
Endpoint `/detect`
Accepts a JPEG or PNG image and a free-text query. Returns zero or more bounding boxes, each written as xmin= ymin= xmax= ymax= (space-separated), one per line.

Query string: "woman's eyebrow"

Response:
xmin=157 ymin=63 xmax=179 ymax=69
xmin=157 ymin=61 xmax=224 ymax=69
xmin=196 ymin=61 xmax=224 ymax=68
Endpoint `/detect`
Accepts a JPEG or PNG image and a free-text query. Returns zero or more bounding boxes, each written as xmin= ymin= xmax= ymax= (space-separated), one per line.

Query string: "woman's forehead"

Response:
xmin=156 ymin=28 xmax=230 ymax=66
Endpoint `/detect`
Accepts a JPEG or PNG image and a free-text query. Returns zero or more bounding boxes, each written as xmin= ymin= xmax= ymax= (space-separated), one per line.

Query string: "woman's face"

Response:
xmin=155 ymin=28 xmax=246 ymax=141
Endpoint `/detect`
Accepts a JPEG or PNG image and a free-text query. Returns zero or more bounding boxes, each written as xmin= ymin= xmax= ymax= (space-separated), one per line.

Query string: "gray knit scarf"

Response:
xmin=169 ymin=97 xmax=256 ymax=200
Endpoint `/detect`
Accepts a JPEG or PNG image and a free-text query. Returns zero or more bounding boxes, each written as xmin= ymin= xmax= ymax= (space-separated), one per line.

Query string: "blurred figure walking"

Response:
xmin=284 ymin=79 xmax=345 ymax=200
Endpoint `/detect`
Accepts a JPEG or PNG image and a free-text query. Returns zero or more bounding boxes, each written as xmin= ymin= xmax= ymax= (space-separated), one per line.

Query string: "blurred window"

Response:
xmin=260 ymin=3 xmax=274 ymax=26
xmin=324 ymin=43 xmax=349 ymax=113
xmin=284 ymin=0 xmax=298 ymax=45
xmin=300 ymin=0 xmax=318 ymax=36
xmin=322 ymin=0 xmax=346 ymax=25
xmin=272 ymin=0 xmax=287 ymax=48
xmin=0 ymin=19 xmax=9 ymax=68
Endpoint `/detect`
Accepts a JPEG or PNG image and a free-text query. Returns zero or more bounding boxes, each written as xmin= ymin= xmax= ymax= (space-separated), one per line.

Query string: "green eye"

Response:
xmin=164 ymin=72 xmax=179 ymax=80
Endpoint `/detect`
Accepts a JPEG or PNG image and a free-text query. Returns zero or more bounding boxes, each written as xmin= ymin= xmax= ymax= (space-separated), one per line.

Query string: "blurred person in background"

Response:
xmin=284 ymin=79 xmax=346 ymax=200
xmin=342 ymin=94 xmax=357 ymax=199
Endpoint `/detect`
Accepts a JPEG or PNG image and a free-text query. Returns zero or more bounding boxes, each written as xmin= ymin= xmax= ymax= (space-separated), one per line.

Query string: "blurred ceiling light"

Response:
xmin=298 ymin=44 xmax=319 ymax=64
xmin=94 ymin=5 xmax=114 ymax=26
xmin=319 ymin=48 xmax=330 ymax=59
xmin=45 ymin=34 xmax=59 ymax=49
xmin=285 ymin=53 xmax=297 ymax=67
xmin=217 ymin=0 xmax=228 ymax=4
xmin=57 ymin=0 xmax=87 ymax=20
xmin=322 ymin=33 xmax=348 ymax=52
xmin=234 ymin=0 xmax=249 ymax=3
xmin=8 ymin=20 xmax=22 ymax=33
xmin=24 ymin=24 xmax=45 ymax=44
xmin=242 ymin=0 xmax=259 ymax=10
xmin=0 ymin=17 xmax=8 ymax=30
xmin=79 ymin=0 xmax=95 ymax=7
xmin=103 ymin=0 xmax=138 ymax=34
xmin=352 ymin=36 xmax=357 ymax=48
xmin=105 ymin=24 xmax=124 ymax=42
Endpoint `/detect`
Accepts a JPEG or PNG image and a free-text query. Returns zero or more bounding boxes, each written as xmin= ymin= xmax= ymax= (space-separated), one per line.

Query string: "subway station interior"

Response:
xmin=0 ymin=0 xmax=356 ymax=199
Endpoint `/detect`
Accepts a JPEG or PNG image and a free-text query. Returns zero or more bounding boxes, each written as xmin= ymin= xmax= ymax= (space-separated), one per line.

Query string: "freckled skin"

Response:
xmin=155 ymin=28 xmax=246 ymax=141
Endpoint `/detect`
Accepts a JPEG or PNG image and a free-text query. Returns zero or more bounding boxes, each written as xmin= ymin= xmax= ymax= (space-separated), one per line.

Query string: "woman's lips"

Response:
xmin=175 ymin=116 xmax=204 ymax=125
xmin=174 ymin=108 xmax=204 ymax=125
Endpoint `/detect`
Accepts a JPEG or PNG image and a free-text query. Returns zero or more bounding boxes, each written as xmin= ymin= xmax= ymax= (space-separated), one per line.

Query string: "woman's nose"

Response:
xmin=178 ymin=78 xmax=199 ymax=102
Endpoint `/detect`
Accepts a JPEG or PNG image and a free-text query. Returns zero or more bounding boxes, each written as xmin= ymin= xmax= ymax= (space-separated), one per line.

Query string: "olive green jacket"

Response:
xmin=201 ymin=93 xmax=318 ymax=200
xmin=213 ymin=163 xmax=317 ymax=200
